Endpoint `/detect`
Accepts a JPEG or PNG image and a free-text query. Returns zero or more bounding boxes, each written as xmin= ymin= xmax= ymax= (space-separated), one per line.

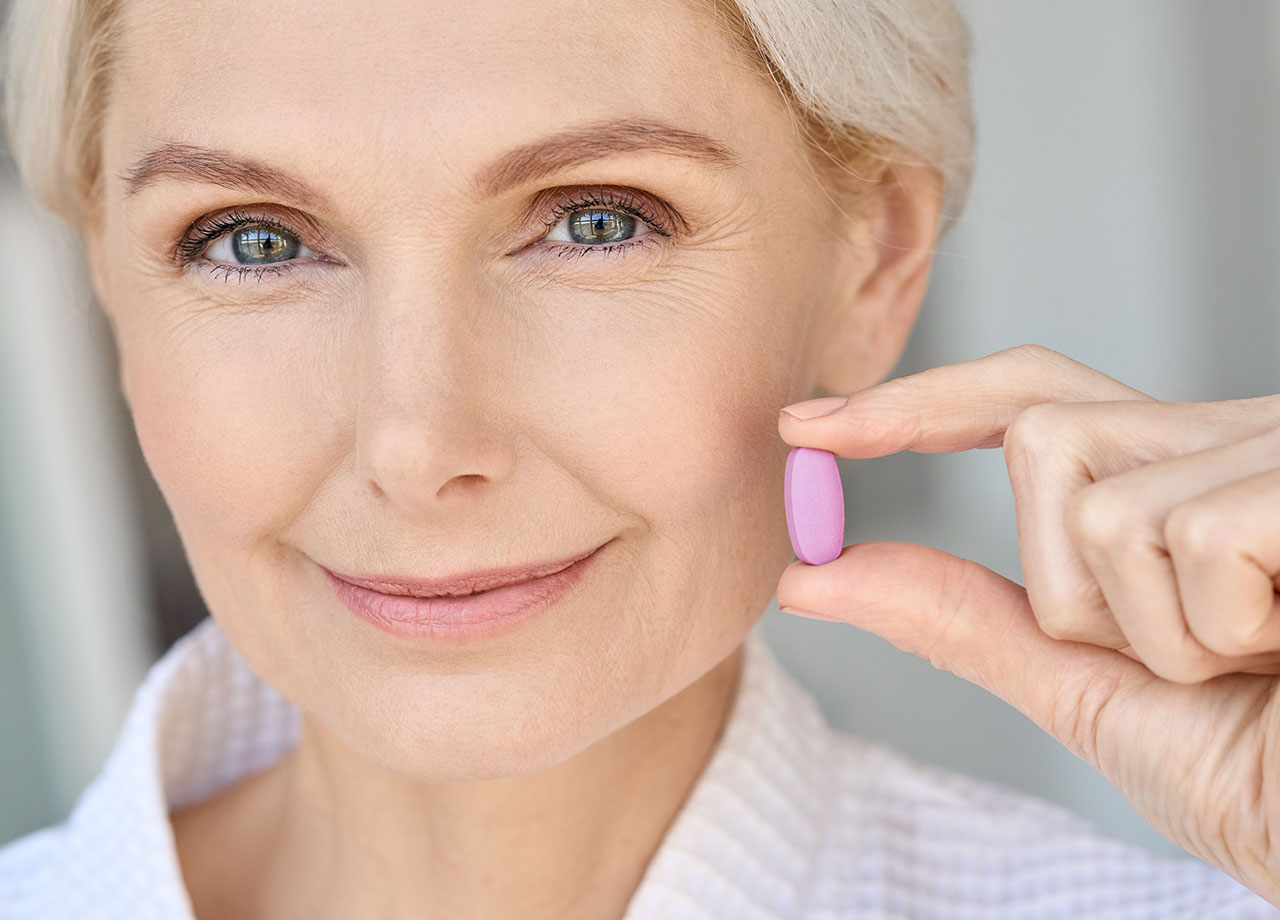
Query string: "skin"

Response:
xmin=84 ymin=0 xmax=942 ymax=917
xmin=777 ymin=348 xmax=1280 ymax=902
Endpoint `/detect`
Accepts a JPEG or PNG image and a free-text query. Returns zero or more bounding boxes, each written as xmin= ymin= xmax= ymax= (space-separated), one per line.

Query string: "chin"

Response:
xmin=358 ymin=730 xmax=607 ymax=785
xmin=314 ymin=679 xmax=625 ymax=784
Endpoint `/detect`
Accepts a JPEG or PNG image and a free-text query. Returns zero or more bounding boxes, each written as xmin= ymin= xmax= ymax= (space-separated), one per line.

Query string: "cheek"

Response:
xmin=119 ymin=301 xmax=339 ymax=548
xmin=524 ymin=274 xmax=801 ymax=561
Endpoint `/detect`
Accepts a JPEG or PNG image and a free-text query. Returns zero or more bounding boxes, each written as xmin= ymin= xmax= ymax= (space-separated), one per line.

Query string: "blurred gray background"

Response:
xmin=2 ymin=0 xmax=1277 ymax=861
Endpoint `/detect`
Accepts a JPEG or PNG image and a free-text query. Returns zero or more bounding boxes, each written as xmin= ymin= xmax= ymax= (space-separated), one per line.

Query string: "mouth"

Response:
xmin=322 ymin=540 xmax=610 ymax=642
xmin=322 ymin=544 xmax=602 ymax=599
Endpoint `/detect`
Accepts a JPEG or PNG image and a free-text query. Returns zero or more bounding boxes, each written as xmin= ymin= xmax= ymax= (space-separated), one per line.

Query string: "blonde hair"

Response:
xmin=3 ymin=0 xmax=973 ymax=235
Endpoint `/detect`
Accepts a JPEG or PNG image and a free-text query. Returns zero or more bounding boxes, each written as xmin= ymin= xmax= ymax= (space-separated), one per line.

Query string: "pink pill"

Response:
xmin=784 ymin=447 xmax=845 ymax=565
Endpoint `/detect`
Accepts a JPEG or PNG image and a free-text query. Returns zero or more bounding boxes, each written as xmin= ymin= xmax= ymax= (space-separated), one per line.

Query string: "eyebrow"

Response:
xmin=472 ymin=118 xmax=742 ymax=196
xmin=120 ymin=119 xmax=742 ymax=206
xmin=120 ymin=143 xmax=330 ymax=207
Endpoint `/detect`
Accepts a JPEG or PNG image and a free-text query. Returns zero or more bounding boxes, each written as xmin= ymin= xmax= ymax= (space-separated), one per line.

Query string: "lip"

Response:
xmin=326 ymin=545 xmax=600 ymax=598
xmin=321 ymin=540 xmax=609 ymax=643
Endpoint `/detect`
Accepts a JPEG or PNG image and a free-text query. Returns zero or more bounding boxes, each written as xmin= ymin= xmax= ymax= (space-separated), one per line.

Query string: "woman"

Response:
xmin=2 ymin=0 xmax=1279 ymax=916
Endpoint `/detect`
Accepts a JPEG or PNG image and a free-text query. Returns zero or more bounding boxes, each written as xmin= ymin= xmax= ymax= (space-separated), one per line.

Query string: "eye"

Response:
xmin=534 ymin=188 xmax=675 ymax=259
xmin=204 ymin=224 xmax=318 ymax=265
xmin=546 ymin=208 xmax=641 ymax=246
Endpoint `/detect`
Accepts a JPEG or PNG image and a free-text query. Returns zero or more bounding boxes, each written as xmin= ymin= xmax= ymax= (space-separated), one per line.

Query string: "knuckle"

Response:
xmin=1163 ymin=502 xmax=1226 ymax=559
xmin=922 ymin=554 xmax=974 ymax=666
xmin=1065 ymin=483 xmax=1136 ymax=549
xmin=1003 ymin=402 xmax=1071 ymax=470
xmin=1004 ymin=401 xmax=1059 ymax=444
xmin=1022 ymin=547 xmax=1133 ymax=647
xmin=1050 ymin=671 xmax=1123 ymax=765
xmin=1008 ymin=343 xmax=1065 ymax=365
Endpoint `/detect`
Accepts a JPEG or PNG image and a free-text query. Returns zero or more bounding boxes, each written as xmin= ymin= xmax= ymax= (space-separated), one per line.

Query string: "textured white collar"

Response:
xmin=30 ymin=615 xmax=835 ymax=919
xmin=9 ymin=614 xmax=1280 ymax=917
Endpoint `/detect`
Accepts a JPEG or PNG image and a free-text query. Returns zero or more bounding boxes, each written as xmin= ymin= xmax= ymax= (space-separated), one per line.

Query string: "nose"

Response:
xmin=352 ymin=275 xmax=516 ymax=514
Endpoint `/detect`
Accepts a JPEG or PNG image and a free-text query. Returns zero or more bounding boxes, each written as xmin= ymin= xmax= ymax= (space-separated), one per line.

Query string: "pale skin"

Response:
xmin=779 ymin=349 xmax=1280 ymax=904
xmin=80 ymin=0 xmax=1280 ymax=916
xmin=83 ymin=1 xmax=937 ymax=919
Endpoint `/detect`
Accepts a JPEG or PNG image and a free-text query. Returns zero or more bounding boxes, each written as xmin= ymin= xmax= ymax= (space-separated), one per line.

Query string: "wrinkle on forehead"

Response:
xmin=107 ymin=0 xmax=769 ymax=149
xmin=97 ymin=0 xmax=802 ymax=246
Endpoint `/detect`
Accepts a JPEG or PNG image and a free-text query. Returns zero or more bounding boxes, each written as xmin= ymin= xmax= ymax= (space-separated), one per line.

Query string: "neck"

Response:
xmin=173 ymin=641 xmax=745 ymax=920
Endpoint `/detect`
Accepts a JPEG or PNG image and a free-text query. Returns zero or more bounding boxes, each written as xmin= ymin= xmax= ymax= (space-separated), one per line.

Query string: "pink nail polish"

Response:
xmin=781 ymin=396 xmax=848 ymax=420
xmin=784 ymin=446 xmax=845 ymax=565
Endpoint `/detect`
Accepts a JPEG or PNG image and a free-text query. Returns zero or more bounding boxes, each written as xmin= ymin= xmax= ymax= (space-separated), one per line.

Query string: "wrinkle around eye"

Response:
xmin=504 ymin=240 xmax=678 ymax=293
xmin=169 ymin=260 xmax=354 ymax=314
xmin=503 ymin=196 xmax=758 ymax=296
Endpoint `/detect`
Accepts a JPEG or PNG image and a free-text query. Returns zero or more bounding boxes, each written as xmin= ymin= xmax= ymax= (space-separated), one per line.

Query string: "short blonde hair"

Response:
xmin=3 ymin=0 xmax=973 ymax=235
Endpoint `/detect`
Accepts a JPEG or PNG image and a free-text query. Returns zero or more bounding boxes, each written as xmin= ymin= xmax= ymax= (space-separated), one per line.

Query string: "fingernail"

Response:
xmin=781 ymin=396 xmax=848 ymax=420
xmin=780 ymin=605 xmax=843 ymax=622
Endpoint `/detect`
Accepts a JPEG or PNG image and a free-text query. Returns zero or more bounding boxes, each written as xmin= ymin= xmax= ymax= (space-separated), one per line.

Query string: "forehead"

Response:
xmin=105 ymin=0 xmax=768 ymax=186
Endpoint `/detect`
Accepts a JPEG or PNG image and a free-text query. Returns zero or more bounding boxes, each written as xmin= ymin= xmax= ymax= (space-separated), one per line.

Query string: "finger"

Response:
xmin=1005 ymin=402 xmax=1132 ymax=648
xmin=1104 ymin=530 xmax=1280 ymax=678
xmin=776 ymin=541 xmax=1150 ymax=764
xmin=779 ymin=343 xmax=1154 ymax=457
xmin=779 ymin=343 xmax=1280 ymax=460
xmin=1114 ymin=643 xmax=1280 ymax=676
xmin=779 ymin=547 xmax=1280 ymax=890
xmin=1067 ymin=428 xmax=1280 ymax=681
xmin=1009 ymin=401 xmax=1280 ymax=650
xmin=1078 ymin=525 xmax=1242 ymax=684
xmin=1166 ymin=464 xmax=1280 ymax=658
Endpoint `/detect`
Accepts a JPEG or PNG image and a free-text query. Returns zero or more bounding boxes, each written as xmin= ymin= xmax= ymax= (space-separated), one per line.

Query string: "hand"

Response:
xmin=775 ymin=344 xmax=1280 ymax=904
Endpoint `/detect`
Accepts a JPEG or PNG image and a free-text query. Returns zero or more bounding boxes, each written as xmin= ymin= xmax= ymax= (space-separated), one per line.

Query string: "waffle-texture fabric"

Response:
xmin=2 ymin=615 xmax=1278 ymax=919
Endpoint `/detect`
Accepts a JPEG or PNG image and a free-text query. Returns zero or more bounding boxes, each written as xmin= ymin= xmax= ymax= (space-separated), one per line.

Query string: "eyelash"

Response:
xmin=174 ymin=188 xmax=675 ymax=284
xmin=174 ymin=210 xmax=308 ymax=284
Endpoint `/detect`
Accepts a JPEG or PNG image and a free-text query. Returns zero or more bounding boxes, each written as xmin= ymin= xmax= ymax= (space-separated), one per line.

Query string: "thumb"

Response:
xmin=777 ymin=542 xmax=1149 ymax=753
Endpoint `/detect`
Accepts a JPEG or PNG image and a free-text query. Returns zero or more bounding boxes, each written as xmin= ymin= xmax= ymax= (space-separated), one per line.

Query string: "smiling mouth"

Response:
xmin=324 ymin=544 xmax=602 ymax=599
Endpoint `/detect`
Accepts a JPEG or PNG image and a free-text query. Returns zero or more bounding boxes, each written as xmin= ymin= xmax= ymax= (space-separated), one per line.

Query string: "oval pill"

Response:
xmin=784 ymin=447 xmax=845 ymax=565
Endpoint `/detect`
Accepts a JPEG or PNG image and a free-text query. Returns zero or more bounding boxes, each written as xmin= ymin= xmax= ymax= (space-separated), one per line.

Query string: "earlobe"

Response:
xmin=811 ymin=162 xmax=945 ymax=396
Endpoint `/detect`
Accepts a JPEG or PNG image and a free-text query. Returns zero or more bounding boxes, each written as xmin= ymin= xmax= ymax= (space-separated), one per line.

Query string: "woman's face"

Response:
xmin=90 ymin=0 xmax=876 ymax=780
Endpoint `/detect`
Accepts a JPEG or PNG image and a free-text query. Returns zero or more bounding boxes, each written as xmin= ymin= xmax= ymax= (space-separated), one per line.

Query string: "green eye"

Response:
xmin=198 ymin=221 xmax=318 ymax=267
xmin=565 ymin=209 xmax=638 ymax=245
xmin=229 ymin=226 xmax=301 ymax=264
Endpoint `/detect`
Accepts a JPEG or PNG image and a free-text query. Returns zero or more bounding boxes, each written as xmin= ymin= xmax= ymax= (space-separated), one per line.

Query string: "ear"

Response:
xmin=810 ymin=162 xmax=944 ymax=397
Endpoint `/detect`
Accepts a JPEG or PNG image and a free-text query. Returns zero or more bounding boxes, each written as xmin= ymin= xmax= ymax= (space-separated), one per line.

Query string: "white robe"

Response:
xmin=2 ymin=615 xmax=1276 ymax=919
